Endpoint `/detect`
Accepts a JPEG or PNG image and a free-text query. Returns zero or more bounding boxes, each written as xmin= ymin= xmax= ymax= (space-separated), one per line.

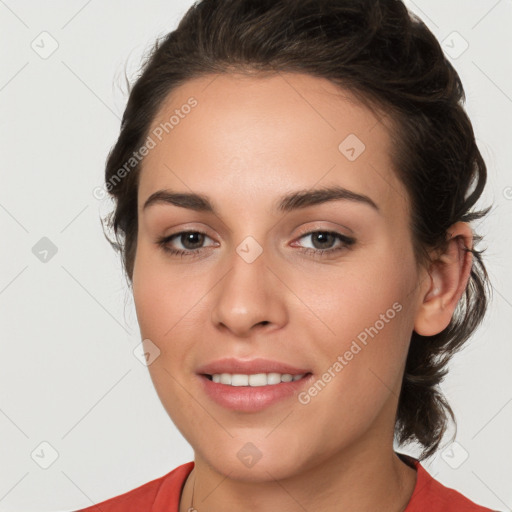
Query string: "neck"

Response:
xmin=179 ymin=446 xmax=417 ymax=512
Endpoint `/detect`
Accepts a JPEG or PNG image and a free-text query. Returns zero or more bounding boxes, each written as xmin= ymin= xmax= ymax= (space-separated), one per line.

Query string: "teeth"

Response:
xmin=210 ymin=372 xmax=305 ymax=386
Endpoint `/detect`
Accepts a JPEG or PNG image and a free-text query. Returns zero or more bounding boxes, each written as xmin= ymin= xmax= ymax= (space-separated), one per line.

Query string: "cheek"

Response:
xmin=132 ymin=243 xmax=177 ymax=341
xmin=298 ymin=254 xmax=410 ymax=339
xmin=296 ymin=250 xmax=416 ymax=389
xmin=294 ymin=273 xmax=414 ymax=443
xmin=132 ymin=266 xmax=164 ymax=338
xmin=132 ymin=243 xmax=210 ymax=364
xmin=132 ymin=252 xmax=199 ymax=428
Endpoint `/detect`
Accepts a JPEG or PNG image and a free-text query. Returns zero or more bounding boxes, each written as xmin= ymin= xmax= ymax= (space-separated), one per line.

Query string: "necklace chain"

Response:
xmin=187 ymin=470 xmax=196 ymax=512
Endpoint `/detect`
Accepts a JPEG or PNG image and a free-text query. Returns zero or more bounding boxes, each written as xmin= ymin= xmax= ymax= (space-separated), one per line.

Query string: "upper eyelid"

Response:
xmin=163 ymin=220 xmax=354 ymax=238
xmin=165 ymin=227 xmax=354 ymax=247
xmin=294 ymin=224 xmax=353 ymax=238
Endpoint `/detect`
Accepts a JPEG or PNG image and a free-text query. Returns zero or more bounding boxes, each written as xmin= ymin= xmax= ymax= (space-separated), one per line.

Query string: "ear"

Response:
xmin=414 ymin=222 xmax=474 ymax=337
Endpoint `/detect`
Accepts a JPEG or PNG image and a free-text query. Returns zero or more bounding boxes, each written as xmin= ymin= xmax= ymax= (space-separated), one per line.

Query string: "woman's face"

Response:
xmin=132 ymin=72 xmax=429 ymax=479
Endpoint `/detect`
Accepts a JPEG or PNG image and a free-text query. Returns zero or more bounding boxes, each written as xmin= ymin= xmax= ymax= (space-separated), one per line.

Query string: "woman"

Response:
xmin=77 ymin=0 xmax=498 ymax=510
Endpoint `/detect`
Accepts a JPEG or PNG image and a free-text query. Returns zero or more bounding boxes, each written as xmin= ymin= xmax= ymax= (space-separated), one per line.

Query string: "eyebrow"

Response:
xmin=142 ymin=185 xmax=380 ymax=214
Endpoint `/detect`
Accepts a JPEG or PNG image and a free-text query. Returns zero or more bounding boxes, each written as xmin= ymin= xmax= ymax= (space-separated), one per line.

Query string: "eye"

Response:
xmin=155 ymin=229 xmax=356 ymax=259
xmin=155 ymin=230 xmax=216 ymax=258
xmin=292 ymin=230 xmax=356 ymax=257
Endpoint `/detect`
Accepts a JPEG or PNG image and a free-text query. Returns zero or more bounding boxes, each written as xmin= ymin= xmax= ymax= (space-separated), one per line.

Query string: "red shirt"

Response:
xmin=74 ymin=453 xmax=497 ymax=511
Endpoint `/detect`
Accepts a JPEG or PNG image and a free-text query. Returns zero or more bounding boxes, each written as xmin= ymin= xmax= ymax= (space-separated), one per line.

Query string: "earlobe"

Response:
xmin=413 ymin=222 xmax=474 ymax=337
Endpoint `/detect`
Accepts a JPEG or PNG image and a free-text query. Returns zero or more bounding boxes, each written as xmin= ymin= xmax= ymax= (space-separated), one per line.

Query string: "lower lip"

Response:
xmin=198 ymin=374 xmax=314 ymax=412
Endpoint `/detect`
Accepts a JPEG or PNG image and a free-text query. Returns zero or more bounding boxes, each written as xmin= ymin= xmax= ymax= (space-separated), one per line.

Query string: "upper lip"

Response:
xmin=196 ymin=357 xmax=312 ymax=376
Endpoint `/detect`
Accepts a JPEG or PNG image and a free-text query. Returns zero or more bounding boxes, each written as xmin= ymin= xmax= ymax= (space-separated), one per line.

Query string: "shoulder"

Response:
xmin=400 ymin=453 xmax=498 ymax=512
xmin=72 ymin=461 xmax=194 ymax=512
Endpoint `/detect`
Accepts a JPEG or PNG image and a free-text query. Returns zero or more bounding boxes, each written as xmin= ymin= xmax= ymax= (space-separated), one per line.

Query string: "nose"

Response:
xmin=209 ymin=245 xmax=288 ymax=338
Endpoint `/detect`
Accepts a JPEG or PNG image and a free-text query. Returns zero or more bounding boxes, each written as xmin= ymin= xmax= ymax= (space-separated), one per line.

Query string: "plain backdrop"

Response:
xmin=0 ymin=1 xmax=511 ymax=511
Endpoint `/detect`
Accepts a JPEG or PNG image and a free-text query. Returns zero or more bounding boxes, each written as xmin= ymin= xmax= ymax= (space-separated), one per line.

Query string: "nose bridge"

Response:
xmin=210 ymin=235 xmax=286 ymax=335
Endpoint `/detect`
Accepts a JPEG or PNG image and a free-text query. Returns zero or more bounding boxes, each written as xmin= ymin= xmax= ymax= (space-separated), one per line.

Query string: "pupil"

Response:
xmin=182 ymin=232 xmax=204 ymax=249
xmin=313 ymin=232 xmax=333 ymax=249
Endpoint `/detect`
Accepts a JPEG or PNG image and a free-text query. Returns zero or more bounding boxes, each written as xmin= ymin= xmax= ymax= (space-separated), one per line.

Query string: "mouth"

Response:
xmin=197 ymin=372 xmax=315 ymax=412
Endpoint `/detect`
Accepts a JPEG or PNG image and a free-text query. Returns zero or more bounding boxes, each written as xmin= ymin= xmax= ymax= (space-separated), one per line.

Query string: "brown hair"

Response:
xmin=102 ymin=0 xmax=492 ymax=461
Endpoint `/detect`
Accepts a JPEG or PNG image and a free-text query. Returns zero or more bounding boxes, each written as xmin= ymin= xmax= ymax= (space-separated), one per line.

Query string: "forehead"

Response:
xmin=139 ymin=72 xmax=409 ymax=221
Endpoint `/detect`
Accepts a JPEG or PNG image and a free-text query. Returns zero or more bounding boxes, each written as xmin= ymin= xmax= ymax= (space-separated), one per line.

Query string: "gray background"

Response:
xmin=0 ymin=0 xmax=511 ymax=510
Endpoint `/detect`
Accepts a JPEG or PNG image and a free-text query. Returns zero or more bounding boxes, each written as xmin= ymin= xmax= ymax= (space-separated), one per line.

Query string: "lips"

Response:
xmin=198 ymin=371 xmax=315 ymax=412
xmin=196 ymin=357 xmax=312 ymax=376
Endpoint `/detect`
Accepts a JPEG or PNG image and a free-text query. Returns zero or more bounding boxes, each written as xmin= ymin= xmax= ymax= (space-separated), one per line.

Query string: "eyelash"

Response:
xmin=155 ymin=229 xmax=356 ymax=259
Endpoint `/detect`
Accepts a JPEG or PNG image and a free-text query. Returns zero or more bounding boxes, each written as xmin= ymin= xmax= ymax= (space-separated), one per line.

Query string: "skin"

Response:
xmin=131 ymin=72 xmax=473 ymax=512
